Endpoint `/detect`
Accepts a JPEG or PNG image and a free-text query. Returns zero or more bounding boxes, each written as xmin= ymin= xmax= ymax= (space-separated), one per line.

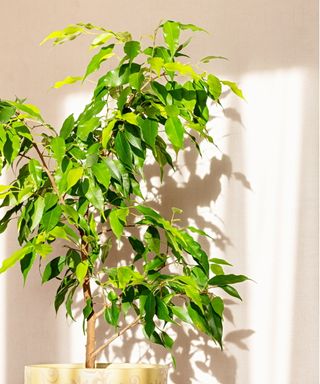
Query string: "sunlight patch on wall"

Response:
xmin=240 ymin=68 xmax=305 ymax=384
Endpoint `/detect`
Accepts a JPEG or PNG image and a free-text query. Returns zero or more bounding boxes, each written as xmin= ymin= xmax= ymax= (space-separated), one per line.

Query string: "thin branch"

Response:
xmin=91 ymin=316 xmax=140 ymax=359
xmin=32 ymin=142 xmax=64 ymax=205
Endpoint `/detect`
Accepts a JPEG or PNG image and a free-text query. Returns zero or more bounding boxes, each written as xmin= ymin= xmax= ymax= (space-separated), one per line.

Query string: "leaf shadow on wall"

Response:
xmin=91 ymin=116 xmax=254 ymax=384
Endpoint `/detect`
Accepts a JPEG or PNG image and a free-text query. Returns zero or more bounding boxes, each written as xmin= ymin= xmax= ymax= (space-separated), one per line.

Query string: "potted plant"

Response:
xmin=0 ymin=20 xmax=248 ymax=384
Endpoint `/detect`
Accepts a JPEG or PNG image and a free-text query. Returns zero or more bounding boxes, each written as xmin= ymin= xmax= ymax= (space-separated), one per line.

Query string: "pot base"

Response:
xmin=25 ymin=363 xmax=168 ymax=384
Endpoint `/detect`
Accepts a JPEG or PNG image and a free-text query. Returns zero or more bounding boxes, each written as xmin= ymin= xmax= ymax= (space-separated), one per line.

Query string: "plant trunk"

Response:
xmin=83 ymin=276 xmax=96 ymax=368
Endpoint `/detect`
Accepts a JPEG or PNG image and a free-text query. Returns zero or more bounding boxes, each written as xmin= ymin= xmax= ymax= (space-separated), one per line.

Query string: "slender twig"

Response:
xmin=32 ymin=142 xmax=64 ymax=205
xmin=91 ymin=316 xmax=140 ymax=359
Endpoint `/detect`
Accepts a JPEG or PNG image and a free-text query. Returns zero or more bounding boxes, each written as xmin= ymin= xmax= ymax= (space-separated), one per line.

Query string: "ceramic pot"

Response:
xmin=24 ymin=363 xmax=168 ymax=384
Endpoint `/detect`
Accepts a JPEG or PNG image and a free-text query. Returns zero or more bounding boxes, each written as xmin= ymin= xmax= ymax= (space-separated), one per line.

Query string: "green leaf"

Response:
xmin=207 ymin=74 xmax=222 ymax=100
xmin=187 ymin=226 xmax=212 ymax=238
xmin=208 ymin=274 xmax=249 ymax=286
xmin=211 ymin=297 xmax=224 ymax=317
xmin=10 ymin=102 xmax=43 ymax=122
xmin=0 ymin=243 xmax=34 ymax=273
xmin=20 ymin=251 xmax=36 ymax=283
xmin=164 ymin=62 xmax=200 ymax=80
xmin=165 ymin=104 xmax=179 ymax=117
xmin=148 ymin=57 xmax=164 ymax=76
xmin=221 ymin=285 xmax=242 ymax=300
xmin=184 ymin=285 xmax=204 ymax=311
xmin=145 ymin=291 xmax=156 ymax=319
xmin=138 ymin=118 xmax=158 ymax=150
xmin=60 ymin=114 xmax=75 ymax=139
xmin=0 ymin=102 xmax=16 ymax=123
xmin=54 ymin=276 xmax=78 ymax=313
xmin=165 ymin=117 xmax=184 ymax=150
xmin=92 ymin=162 xmax=111 ymax=189
xmin=172 ymin=306 xmax=192 ymax=323
xmin=200 ymin=55 xmax=228 ymax=63
xmin=129 ymin=71 xmax=145 ymax=90
xmin=161 ymin=331 xmax=174 ymax=349
xmin=41 ymin=205 xmax=62 ymax=232
xmin=156 ymin=297 xmax=171 ymax=322
xmin=66 ymin=167 xmax=83 ymax=190
xmin=121 ymin=112 xmax=138 ymax=126
xmin=104 ymin=301 xmax=120 ymax=327
xmin=77 ymin=117 xmax=100 ymax=141
xmin=34 ymin=243 xmax=53 ymax=257
xmin=85 ymin=181 xmax=104 ymax=211
xmin=76 ymin=260 xmax=88 ymax=284
xmin=114 ymin=131 xmax=132 ymax=168
xmin=162 ymin=21 xmax=180 ymax=56
xmin=117 ymin=266 xmax=133 ymax=289
xmin=84 ymin=44 xmax=115 ymax=79
xmin=210 ymin=257 xmax=233 ymax=266
xmin=102 ymin=120 xmax=116 ymax=148
xmin=30 ymin=196 xmax=45 ymax=231
xmin=124 ymin=40 xmax=141 ymax=60
xmin=136 ymin=205 xmax=162 ymax=220
xmin=109 ymin=207 xmax=129 ymax=239
xmin=51 ymin=136 xmax=66 ymax=165
xmin=144 ymin=226 xmax=160 ymax=254
xmin=187 ymin=302 xmax=208 ymax=333
xmin=83 ymin=298 xmax=93 ymax=320
xmin=211 ymin=264 xmax=224 ymax=275
xmin=178 ymin=22 xmax=207 ymax=32
xmin=221 ymin=80 xmax=245 ymax=100
xmin=28 ymin=159 xmax=43 ymax=188
xmin=40 ymin=24 xmax=85 ymax=45
xmin=53 ymin=76 xmax=82 ymax=89
xmin=91 ymin=32 xmax=113 ymax=48
xmin=42 ymin=256 xmax=66 ymax=283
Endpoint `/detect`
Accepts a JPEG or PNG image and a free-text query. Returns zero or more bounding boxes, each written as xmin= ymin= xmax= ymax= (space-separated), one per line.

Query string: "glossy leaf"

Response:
xmin=0 ymin=243 xmax=34 ymax=273
xmin=60 ymin=114 xmax=75 ymax=138
xmin=201 ymin=55 xmax=228 ymax=63
xmin=10 ymin=102 xmax=43 ymax=122
xmin=207 ymin=74 xmax=222 ymax=100
xmin=209 ymin=274 xmax=249 ymax=286
xmin=124 ymin=40 xmax=141 ymax=60
xmin=42 ymin=256 xmax=66 ymax=283
xmin=67 ymin=167 xmax=83 ymax=190
xmin=109 ymin=207 xmax=129 ymax=239
xmin=51 ymin=136 xmax=66 ymax=165
xmin=92 ymin=162 xmax=111 ymax=189
xmin=221 ymin=80 xmax=245 ymax=100
xmin=85 ymin=181 xmax=104 ymax=211
xmin=76 ymin=260 xmax=89 ymax=284
xmin=84 ymin=45 xmax=115 ymax=79
xmin=41 ymin=205 xmax=62 ymax=232
xmin=30 ymin=196 xmax=45 ymax=231
xmin=53 ymin=76 xmax=82 ymax=89
xmin=162 ymin=21 xmax=180 ymax=56
xmin=0 ymin=102 xmax=15 ymax=123
xmin=164 ymin=117 xmax=184 ymax=150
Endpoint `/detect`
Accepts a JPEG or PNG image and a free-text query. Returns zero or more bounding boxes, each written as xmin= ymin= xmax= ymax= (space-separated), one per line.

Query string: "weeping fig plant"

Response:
xmin=0 ymin=20 xmax=248 ymax=368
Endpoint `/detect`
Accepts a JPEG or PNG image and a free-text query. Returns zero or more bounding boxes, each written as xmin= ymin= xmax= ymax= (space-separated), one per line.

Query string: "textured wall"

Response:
xmin=0 ymin=1 xmax=318 ymax=383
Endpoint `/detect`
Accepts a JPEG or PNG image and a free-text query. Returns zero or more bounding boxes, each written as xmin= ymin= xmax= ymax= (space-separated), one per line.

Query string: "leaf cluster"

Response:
xmin=0 ymin=20 xmax=247 ymax=354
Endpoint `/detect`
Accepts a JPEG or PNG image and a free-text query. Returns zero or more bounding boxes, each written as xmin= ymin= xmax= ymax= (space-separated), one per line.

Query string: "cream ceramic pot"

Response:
xmin=24 ymin=363 xmax=168 ymax=384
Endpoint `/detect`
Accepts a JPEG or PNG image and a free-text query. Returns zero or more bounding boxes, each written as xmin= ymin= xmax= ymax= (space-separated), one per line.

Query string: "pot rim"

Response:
xmin=25 ymin=363 xmax=169 ymax=370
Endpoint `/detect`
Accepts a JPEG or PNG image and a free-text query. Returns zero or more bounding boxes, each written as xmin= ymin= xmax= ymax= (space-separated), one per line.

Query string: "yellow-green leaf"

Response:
xmin=76 ymin=260 xmax=88 ymax=284
xmin=66 ymin=167 xmax=83 ymax=191
xmin=53 ymin=76 xmax=83 ymax=89
xmin=164 ymin=62 xmax=200 ymax=80
xmin=221 ymin=80 xmax=245 ymax=100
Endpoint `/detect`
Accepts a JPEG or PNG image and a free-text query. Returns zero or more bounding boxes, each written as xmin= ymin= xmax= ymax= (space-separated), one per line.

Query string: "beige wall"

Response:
xmin=0 ymin=1 xmax=318 ymax=383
